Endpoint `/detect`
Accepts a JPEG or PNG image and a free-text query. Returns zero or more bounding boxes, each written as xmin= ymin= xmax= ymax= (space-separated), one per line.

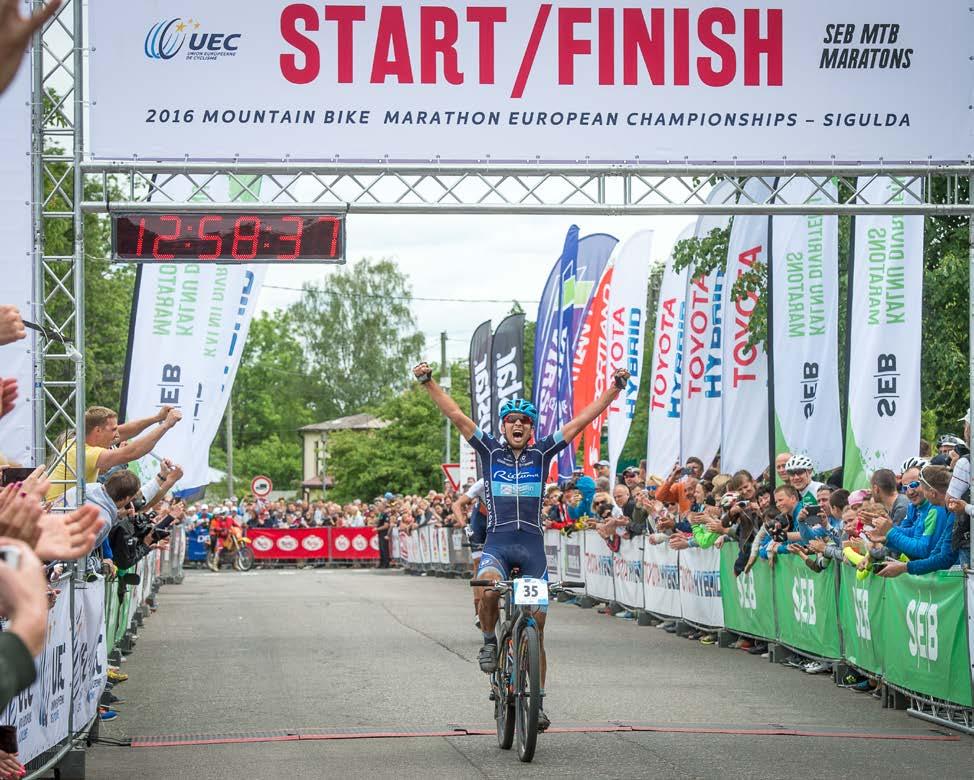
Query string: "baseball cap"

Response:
xmin=596 ymin=460 xmax=610 ymax=467
xmin=384 ymin=492 xmax=394 ymax=500
xmin=960 ymin=411 xmax=971 ymax=425
xmin=622 ymin=467 xmax=638 ymax=476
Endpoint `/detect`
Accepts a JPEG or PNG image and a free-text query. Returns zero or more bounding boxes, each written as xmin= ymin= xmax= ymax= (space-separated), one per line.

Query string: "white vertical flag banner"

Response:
xmin=646 ymin=224 xmax=692 ymax=479
xmin=0 ymin=35 xmax=34 ymax=465
xmin=681 ymin=180 xmax=735 ymax=472
xmin=123 ymin=178 xmax=265 ymax=493
xmin=721 ymin=178 xmax=773 ymax=477
xmin=605 ymin=230 xmax=653 ymax=480
xmin=843 ymin=177 xmax=923 ymax=489
xmin=771 ymin=177 xmax=842 ymax=471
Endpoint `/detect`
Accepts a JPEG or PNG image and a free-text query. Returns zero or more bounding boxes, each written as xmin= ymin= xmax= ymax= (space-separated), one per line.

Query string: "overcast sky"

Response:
xmin=257 ymin=213 xmax=695 ymax=365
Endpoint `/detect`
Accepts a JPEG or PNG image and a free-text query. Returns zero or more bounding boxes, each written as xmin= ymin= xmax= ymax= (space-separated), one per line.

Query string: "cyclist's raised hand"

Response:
xmin=611 ymin=368 xmax=631 ymax=390
xmin=412 ymin=362 xmax=433 ymax=383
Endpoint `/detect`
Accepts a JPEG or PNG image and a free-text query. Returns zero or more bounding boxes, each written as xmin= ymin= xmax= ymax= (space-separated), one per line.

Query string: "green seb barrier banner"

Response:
xmin=881 ymin=572 xmax=972 ymax=708
xmin=719 ymin=544 xmax=775 ymax=641
xmin=772 ymin=554 xmax=841 ymax=659
xmin=837 ymin=566 xmax=885 ymax=676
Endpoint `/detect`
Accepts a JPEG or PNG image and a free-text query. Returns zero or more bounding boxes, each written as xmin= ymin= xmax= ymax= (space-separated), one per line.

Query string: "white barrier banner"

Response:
xmin=17 ymin=588 xmax=72 ymax=764
xmin=437 ymin=527 xmax=451 ymax=565
xmin=605 ymin=231 xmax=653 ymax=480
xmin=646 ymin=225 xmax=692 ymax=478
xmin=681 ymin=181 xmax=734 ymax=471
xmin=678 ymin=547 xmax=724 ymax=628
xmin=391 ymin=528 xmax=402 ymax=560
xmin=842 ymin=177 xmax=923 ymax=490
xmin=0 ymin=35 xmax=34 ymax=465
xmin=721 ymin=178 xmax=772 ymax=477
xmin=613 ymin=537 xmax=644 ymax=610
xmin=72 ymin=581 xmax=108 ymax=728
xmin=88 ymin=2 xmax=974 ymax=164
xmin=562 ymin=535 xmax=583 ymax=582
xmin=642 ymin=541 xmax=681 ymax=618
xmin=419 ymin=526 xmax=432 ymax=564
xmin=770 ymin=177 xmax=842 ymax=471
xmin=429 ymin=524 xmax=441 ymax=563
xmin=544 ymin=530 xmax=562 ymax=581
xmin=582 ymin=531 xmax=615 ymax=602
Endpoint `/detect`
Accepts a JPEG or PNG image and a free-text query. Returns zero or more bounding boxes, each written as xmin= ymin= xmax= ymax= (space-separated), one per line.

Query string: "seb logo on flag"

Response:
xmin=906 ymin=599 xmax=939 ymax=662
xmin=792 ymin=577 xmax=816 ymax=625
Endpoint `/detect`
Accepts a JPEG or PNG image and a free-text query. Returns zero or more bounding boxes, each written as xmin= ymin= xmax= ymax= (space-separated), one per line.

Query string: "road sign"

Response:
xmin=251 ymin=475 xmax=273 ymax=497
xmin=441 ymin=464 xmax=460 ymax=492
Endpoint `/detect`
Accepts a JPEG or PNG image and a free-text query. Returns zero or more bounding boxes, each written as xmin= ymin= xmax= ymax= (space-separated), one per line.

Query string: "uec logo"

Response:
xmin=145 ymin=18 xmax=241 ymax=60
xmin=145 ymin=18 xmax=186 ymax=60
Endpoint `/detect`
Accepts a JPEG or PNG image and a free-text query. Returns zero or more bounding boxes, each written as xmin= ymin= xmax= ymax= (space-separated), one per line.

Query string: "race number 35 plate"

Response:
xmin=513 ymin=578 xmax=548 ymax=606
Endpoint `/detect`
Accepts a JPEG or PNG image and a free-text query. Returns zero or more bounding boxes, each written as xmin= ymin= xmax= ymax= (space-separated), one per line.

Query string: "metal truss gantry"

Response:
xmin=33 ymin=0 xmax=85 ymax=498
xmin=81 ymin=162 xmax=973 ymax=216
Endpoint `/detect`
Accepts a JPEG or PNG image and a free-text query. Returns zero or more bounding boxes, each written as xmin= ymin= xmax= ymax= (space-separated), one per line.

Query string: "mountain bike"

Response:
xmin=470 ymin=574 xmax=583 ymax=762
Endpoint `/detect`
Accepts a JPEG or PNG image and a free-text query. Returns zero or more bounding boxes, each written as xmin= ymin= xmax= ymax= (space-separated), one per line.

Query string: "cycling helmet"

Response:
xmin=937 ymin=434 xmax=964 ymax=448
xmin=900 ymin=456 xmax=928 ymax=474
xmin=784 ymin=454 xmax=814 ymax=473
xmin=498 ymin=397 xmax=537 ymax=425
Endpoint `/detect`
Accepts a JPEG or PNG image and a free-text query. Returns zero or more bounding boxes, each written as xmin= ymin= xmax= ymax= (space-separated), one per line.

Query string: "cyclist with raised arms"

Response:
xmin=414 ymin=361 xmax=630 ymax=731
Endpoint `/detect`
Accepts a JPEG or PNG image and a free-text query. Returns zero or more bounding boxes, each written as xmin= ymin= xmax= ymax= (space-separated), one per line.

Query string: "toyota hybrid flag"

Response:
xmin=721 ymin=178 xmax=773 ymax=478
xmin=680 ymin=180 xmax=736 ymax=474
xmin=605 ymin=231 xmax=654 ymax=483
xmin=770 ymin=177 xmax=842 ymax=472
xmin=646 ymin=224 xmax=693 ymax=480
xmin=843 ymin=177 xmax=923 ymax=489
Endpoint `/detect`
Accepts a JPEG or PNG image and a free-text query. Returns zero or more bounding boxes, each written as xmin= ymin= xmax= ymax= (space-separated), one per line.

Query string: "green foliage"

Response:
xmin=325 ymin=371 xmax=469 ymax=502
xmin=289 ymin=257 xmax=425 ymax=416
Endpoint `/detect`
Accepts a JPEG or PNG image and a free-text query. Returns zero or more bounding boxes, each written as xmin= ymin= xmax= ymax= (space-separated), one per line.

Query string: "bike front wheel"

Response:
xmin=235 ymin=545 xmax=255 ymax=571
xmin=495 ymin=637 xmax=515 ymax=750
xmin=515 ymin=623 xmax=541 ymax=762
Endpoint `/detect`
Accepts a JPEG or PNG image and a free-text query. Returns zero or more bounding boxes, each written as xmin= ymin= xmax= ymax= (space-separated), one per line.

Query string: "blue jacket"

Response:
xmin=759 ymin=503 xmax=804 ymax=558
xmin=567 ymin=475 xmax=596 ymax=521
xmin=886 ymin=500 xmax=930 ymax=557
xmin=887 ymin=503 xmax=944 ymax=560
xmin=906 ymin=509 xmax=958 ymax=575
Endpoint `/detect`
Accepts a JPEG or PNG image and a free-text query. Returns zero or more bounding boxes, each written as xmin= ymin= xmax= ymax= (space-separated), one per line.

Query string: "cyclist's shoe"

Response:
xmin=478 ymin=643 xmax=498 ymax=673
xmin=537 ymin=709 xmax=551 ymax=733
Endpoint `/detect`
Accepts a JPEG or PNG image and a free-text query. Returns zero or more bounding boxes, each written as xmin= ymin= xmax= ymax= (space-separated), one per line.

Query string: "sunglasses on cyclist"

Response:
xmin=503 ymin=414 xmax=534 ymax=426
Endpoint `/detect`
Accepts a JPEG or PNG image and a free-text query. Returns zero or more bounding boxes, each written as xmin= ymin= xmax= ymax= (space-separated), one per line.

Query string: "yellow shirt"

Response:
xmin=46 ymin=442 xmax=106 ymax=501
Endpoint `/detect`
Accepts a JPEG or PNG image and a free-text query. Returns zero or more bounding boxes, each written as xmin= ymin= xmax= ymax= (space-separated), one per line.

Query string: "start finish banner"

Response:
xmin=88 ymin=2 xmax=974 ymax=163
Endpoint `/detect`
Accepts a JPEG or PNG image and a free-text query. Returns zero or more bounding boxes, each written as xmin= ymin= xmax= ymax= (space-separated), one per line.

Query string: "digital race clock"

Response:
xmin=111 ymin=211 xmax=345 ymax=263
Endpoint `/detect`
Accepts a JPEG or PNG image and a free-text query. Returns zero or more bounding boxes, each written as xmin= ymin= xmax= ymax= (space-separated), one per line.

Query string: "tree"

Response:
xmin=325 ymin=359 xmax=470 ymax=501
xmin=289 ymin=258 xmax=425 ymax=416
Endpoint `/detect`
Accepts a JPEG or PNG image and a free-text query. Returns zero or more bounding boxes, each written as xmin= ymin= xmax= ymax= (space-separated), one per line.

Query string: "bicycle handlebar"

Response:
xmin=469 ymin=579 xmax=585 ymax=591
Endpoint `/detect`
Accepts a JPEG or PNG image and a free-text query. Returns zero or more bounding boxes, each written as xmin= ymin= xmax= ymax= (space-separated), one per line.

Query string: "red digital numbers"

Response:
xmin=151 ymin=215 xmax=181 ymax=259
xmin=277 ymin=215 xmax=303 ymax=260
xmin=198 ymin=215 xmax=223 ymax=260
xmin=231 ymin=217 xmax=261 ymax=259
xmin=116 ymin=212 xmax=343 ymax=262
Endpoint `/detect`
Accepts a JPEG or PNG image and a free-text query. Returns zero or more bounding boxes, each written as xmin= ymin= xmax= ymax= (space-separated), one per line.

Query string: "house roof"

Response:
xmin=298 ymin=413 xmax=389 ymax=433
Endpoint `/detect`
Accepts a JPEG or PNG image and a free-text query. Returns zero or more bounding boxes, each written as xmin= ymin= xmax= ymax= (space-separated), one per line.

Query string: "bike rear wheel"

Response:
xmin=495 ymin=637 xmax=515 ymax=750
xmin=515 ymin=623 xmax=541 ymax=762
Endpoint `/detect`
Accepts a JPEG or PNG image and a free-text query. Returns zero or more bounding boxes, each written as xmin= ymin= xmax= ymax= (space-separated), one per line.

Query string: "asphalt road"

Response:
xmin=83 ymin=568 xmax=969 ymax=779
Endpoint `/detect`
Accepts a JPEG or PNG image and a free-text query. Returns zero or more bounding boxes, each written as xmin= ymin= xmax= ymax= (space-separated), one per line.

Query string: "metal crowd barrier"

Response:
xmin=400 ymin=524 xmax=474 ymax=577
xmin=401 ymin=527 xmax=974 ymax=733
xmin=14 ymin=536 xmax=187 ymax=779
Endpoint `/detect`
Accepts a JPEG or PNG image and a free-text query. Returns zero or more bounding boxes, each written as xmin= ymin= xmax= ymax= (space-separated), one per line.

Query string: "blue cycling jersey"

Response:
xmin=467 ymin=427 xmax=568 ymax=536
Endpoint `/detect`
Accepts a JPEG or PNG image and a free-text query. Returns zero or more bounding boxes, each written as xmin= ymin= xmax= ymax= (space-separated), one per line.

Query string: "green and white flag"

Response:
xmin=770 ymin=178 xmax=842 ymax=471
xmin=843 ymin=177 xmax=923 ymax=489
